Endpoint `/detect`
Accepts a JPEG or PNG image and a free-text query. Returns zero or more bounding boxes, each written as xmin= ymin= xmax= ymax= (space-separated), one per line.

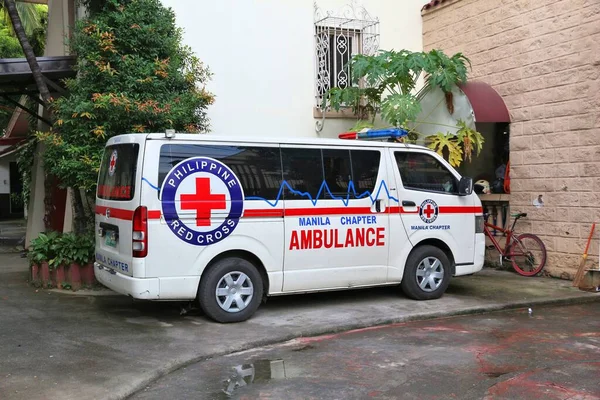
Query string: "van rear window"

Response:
xmin=97 ymin=144 xmax=139 ymax=201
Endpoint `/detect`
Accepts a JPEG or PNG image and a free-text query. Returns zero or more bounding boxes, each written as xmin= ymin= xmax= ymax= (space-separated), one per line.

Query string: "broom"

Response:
xmin=573 ymin=223 xmax=595 ymax=287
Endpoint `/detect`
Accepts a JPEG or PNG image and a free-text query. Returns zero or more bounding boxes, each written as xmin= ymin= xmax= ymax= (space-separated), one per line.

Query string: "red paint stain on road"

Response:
xmin=485 ymin=363 xmax=600 ymax=400
xmin=421 ymin=325 xmax=471 ymax=333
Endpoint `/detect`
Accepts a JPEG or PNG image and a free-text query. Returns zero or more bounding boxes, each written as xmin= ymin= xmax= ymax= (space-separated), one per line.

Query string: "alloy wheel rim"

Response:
xmin=416 ymin=257 xmax=444 ymax=292
xmin=215 ymin=271 xmax=254 ymax=313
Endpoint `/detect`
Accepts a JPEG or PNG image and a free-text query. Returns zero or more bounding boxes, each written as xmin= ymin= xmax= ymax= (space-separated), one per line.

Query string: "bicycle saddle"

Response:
xmin=511 ymin=212 xmax=528 ymax=218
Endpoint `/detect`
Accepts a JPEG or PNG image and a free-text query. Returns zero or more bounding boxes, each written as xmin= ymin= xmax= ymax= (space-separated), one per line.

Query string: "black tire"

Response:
xmin=198 ymin=257 xmax=263 ymax=323
xmin=401 ymin=245 xmax=452 ymax=300
xmin=508 ymin=233 xmax=546 ymax=277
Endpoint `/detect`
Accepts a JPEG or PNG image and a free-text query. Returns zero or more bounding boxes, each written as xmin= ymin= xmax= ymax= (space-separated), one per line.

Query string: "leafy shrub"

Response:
xmin=28 ymin=231 xmax=95 ymax=268
xmin=57 ymin=232 xmax=95 ymax=266
xmin=27 ymin=231 xmax=60 ymax=266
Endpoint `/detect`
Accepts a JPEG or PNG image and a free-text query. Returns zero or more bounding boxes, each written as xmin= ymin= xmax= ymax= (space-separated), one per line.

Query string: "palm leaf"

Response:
xmin=0 ymin=1 xmax=45 ymax=36
xmin=427 ymin=132 xmax=463 ymax=167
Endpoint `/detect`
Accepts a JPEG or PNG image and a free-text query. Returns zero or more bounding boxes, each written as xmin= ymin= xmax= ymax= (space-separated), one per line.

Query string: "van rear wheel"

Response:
xmin=198 ymin=257 xmax=263 ymax=323
xmin=401 ymin=245 xmax=451 ymax=300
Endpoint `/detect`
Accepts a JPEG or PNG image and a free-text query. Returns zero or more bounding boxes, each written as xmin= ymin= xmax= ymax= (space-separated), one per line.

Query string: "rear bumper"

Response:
xmin=94 ymin=262 xmax=159 ymax=299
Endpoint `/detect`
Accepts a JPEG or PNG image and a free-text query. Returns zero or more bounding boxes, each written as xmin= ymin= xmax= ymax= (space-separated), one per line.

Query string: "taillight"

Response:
xmin=475 ymin=215 xmax=484 ymax=234
xmin=133 ymin=206 xmax=148 ymax=258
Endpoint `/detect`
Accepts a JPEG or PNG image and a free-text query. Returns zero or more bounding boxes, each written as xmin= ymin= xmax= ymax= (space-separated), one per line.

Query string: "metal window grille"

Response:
xmin=314 ymin=1 xmax=380 ymax=112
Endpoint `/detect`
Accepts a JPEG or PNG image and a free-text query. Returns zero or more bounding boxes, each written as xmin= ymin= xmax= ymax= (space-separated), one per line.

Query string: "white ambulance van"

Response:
xmin=94 ymin=131 xmax=485 ymax=323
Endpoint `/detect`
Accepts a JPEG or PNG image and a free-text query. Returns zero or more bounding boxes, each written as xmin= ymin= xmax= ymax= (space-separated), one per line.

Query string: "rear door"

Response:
xmin=389 ymin=149 xmax=475 ymax=265
xmin=95 ymin=136 xmax=145 ymax=276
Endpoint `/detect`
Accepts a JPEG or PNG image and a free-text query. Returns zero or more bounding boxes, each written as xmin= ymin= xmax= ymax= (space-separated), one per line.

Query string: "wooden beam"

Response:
xmin=0 ymin=94 xmax=52 ymax=126
xmin=16 ymin=0 xmax=48 ymax=4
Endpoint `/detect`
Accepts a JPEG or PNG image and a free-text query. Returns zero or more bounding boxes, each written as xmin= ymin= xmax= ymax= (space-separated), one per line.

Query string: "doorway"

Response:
xmin=9 ymin=162 xmax=24 ymax=215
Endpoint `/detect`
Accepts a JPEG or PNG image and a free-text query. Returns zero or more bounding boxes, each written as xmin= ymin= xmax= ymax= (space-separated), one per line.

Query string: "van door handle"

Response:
xmin=402 ymin=200 xmax=416 ymax=207
xmin=375 ymin=199 xmax=382 ymax=212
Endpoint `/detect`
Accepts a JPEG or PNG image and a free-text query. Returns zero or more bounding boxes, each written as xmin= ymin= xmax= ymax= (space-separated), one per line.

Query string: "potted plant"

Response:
xmin=28 ymin=231 xmax=60 ymax=288
xmin=28 ymin=231 xmax=96 ymax=290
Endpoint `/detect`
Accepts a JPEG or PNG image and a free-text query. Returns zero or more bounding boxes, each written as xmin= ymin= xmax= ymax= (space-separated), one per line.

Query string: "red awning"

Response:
xmin=0 ymin=137 xmax=26 ymax=158
xmin=458 ymin=81 xmax=511 ymax=123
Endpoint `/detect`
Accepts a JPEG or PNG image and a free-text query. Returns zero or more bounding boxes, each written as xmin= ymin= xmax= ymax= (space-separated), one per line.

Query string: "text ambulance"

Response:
xmin=94 ymin=132 xmax=485 ymax=323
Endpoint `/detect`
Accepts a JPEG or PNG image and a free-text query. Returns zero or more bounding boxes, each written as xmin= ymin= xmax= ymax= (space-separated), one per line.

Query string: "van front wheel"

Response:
xmin=198 ymin=257 xmax=263 ymax=323
xmin=401 ymin=245 xmax=451 ymax=300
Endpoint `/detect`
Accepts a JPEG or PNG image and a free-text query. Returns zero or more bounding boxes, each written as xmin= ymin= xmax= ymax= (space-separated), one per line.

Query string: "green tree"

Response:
xmin=0 ymin=2 xmax=48 ymax=56
xmin=1 ymin=0 xmax=51 ymax=105
xmin=326 ymin=49 xmax=483 ymax=167
xmin=38 ymin=0 xmax=214 ymax=233
xmin=0 ymin=3 xmax=48 ymax=132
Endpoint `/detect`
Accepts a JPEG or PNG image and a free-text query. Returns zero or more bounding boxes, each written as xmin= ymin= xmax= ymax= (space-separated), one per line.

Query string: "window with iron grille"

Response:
xmin=314 ymin=1 xmax=380 ymax=112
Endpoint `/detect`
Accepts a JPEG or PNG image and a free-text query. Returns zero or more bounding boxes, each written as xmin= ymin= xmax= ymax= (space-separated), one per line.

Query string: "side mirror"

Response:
xmin=458 ymin=176 xmax=473 ymax=196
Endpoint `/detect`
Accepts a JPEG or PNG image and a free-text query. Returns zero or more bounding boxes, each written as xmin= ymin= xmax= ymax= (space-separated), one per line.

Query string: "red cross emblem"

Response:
xmin=423 ymin=204 xmax=435 ymax=219
xmin=180 ymin=177 xmax=227 ymax=227
xmin=419 ymin=199 xmax=438 ymax=223
xmin=108 ymin=150 xmax=117 ymax=176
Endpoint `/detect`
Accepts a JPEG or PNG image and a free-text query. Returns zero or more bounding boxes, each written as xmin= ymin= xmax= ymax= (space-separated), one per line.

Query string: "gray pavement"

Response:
xmin=0 ymin=252 xmax=598 ymax=400
xmin=132 ymin=303 xmax=600 ymax=400
xmin=0 ymin=219 xmax=26 ymax=250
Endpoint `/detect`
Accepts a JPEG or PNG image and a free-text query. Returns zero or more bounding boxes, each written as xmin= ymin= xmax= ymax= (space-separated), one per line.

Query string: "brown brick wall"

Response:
xmin=423 ymin=0 xmax=600 ymax=278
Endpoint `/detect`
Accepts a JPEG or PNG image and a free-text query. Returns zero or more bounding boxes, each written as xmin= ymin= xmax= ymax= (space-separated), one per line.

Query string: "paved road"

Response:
xmin=132 ymin=303 xmax=600 ymax=400
xmin=1 ymin=251 xmax=598 ymax=400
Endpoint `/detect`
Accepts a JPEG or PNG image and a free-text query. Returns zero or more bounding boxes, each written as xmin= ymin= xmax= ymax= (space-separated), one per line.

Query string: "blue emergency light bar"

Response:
xmin=339 ymin=128 xmax=408 ymax=140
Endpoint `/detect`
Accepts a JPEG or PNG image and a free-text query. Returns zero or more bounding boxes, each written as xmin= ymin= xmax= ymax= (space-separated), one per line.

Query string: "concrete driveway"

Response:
xmin=131 ymin=303 xmax=600 ymax=400
xmin=0 ymin=252 xmax=598 ymax=400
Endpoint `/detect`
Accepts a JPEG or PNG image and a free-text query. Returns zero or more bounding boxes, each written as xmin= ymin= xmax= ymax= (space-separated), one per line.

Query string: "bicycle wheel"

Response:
xmin=508 ymin=233 xmax=547 ymax=276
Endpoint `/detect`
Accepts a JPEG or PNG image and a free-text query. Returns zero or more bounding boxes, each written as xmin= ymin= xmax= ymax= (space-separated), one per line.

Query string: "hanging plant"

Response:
xmin=325 ymin=48 xmax=484 ymax=167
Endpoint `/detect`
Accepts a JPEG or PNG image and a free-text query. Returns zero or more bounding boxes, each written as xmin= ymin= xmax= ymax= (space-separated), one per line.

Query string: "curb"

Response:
xmin=48 ymin=288 xmax=118 ymax=296
xmin=117 ymin=293 xmax=600 ymax=400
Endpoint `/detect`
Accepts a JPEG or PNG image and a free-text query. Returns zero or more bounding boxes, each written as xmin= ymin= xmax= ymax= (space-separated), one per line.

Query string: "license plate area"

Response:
xmin=105 ymin=233 xmax=117 ymax=247
xmin=100 ymin=222 xmax=119 ymax=248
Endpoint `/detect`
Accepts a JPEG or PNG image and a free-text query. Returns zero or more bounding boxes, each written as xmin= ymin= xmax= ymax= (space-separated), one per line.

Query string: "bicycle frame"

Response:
xmin=484 ymin=217 xmax=527 ymax=258
xmin=484 ymin=223 xmax=512 ymax=256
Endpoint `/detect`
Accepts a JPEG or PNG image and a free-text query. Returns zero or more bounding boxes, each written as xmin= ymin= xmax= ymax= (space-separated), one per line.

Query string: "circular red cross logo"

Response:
xmin=419 ymin=199 xmax=439 ymax=223
xmin=108 ymin=150 xmax=118 ymax=177
xmin=161 ymin=157 xmax=244 ymax=247
xmin=180 ymin=177 xmax=227 ymax=227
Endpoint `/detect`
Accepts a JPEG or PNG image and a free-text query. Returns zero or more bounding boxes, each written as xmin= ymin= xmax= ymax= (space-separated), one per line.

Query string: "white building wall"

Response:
xmin=0 ymin=155 xmax=13 ymax=195
xmin=161 ymin=0 xmax=424 ymax=139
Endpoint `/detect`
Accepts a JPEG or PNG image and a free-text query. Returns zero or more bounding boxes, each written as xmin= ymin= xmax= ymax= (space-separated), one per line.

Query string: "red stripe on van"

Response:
xmin=95 ymin=206 xmax=162 ymax=221
xmin=148 ymin=210 xmax=162 ymax=219
xmin=95 ymin=205 xmax=483 ymax=221
xmin=95 ymin=205 xmax=134 ymax=221
xmin=284 ymin=207 xmax=372 ymax=217
xmin=439 ymin=206 xmax=483 ymax=214
xmin=388 ymin=206 xmax=482 ymax=214
xmin=243 ymin=209 xmax=284 ymax=218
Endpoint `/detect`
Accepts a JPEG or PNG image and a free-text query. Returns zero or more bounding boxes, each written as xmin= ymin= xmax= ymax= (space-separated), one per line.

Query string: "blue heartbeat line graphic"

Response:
xmin=246 ymin=180 xmax=399 ymax=207
xmin=142 ymin=177 xmax=160 ymax=191
xmin=143 ymin=176 xmax=399 ymax=207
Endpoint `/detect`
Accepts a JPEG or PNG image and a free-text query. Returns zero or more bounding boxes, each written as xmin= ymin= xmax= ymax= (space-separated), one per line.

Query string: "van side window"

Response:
xmin=322 ymin=149 xmax=352 ymax=197
xmin=281 ymin=148 xmax=325 ymax=200
xmin=350 ymin=150 xmax=381 ymax=194
xmin=158 ymin=144 xmax=283 ymax=200
xmin=395 ymin=152 xmax=458 ymax=194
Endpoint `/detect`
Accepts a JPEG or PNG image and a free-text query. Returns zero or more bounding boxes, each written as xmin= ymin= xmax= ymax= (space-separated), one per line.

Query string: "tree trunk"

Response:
xmin=72 ymin=188 xmax=88 ymax=235
xmin=4 ymin=0 xmax=52 ymax=106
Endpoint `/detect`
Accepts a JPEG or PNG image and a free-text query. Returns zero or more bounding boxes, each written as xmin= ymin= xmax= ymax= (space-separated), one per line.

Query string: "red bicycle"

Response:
xmin=484 ymin=212 xmax=547 ymax=276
